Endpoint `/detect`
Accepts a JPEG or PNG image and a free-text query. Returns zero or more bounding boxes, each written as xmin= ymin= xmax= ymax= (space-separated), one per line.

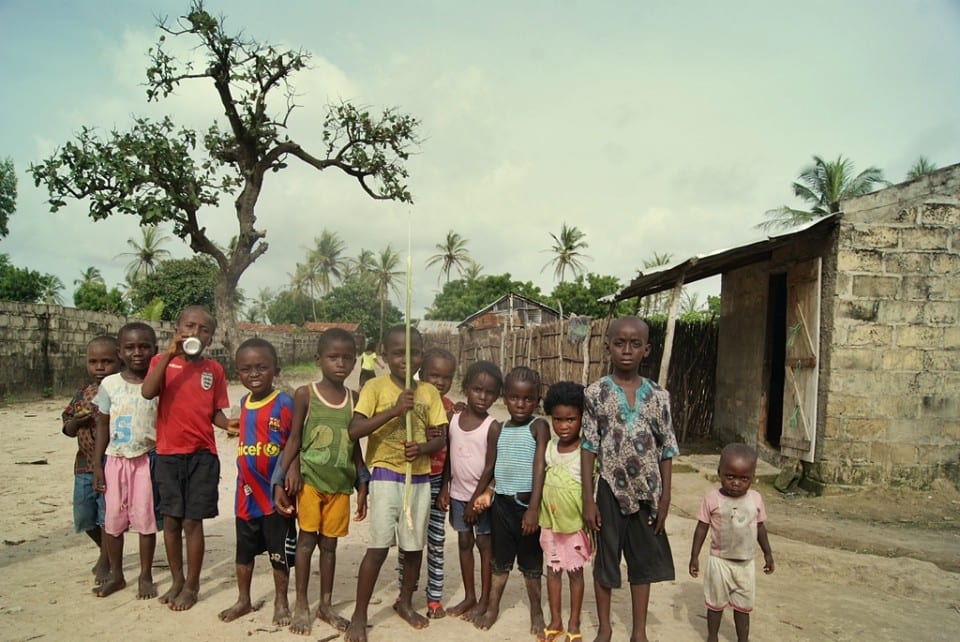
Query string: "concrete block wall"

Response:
xmin=818 ymin=164 xmax=960 ymax=487
xmin=0 ymin=302 xmax=318 ymax=398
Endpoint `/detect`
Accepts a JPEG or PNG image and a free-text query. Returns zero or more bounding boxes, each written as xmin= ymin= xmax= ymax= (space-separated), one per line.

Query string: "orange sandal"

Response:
xmin=426 ymin=601 xmax=446 ymax=619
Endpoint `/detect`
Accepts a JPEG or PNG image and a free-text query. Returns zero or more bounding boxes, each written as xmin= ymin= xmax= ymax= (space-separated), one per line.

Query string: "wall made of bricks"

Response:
xmin=817 ymin=164 xmax=960 ymax=487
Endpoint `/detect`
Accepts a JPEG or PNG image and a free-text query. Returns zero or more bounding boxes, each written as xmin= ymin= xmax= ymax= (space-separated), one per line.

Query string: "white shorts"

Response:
xmin=704 ymin=556 xmax=755 ymax=613
xmin=367 ymin=476 xmax=430 ymax=551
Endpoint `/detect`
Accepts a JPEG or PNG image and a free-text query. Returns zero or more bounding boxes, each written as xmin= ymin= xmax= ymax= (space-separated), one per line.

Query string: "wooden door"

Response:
xmin=780 ymin=258 xmax=821 ymax=462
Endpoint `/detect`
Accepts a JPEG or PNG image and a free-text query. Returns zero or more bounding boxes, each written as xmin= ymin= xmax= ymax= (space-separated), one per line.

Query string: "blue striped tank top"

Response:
xmin=494 ymin=417 xmax=537 ymax=496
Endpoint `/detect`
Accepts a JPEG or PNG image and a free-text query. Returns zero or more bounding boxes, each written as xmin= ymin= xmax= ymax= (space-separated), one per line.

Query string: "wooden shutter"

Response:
xmin=781 ymin=258 xmax=821 ymax=462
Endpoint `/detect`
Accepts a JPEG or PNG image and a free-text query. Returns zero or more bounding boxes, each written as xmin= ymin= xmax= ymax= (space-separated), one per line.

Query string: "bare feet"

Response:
xmin=461 ymin=602 xmax=487 ymax=624
xmin=530 ymin=610 xmax=546 ymax=637
xmin=590 ymin=629 xmax=612 ymax=642
xmin=446 ymin=597 xmax=477 ymax=618
xmin=137 ymin=575 xmax=157 ymax=599
xmin=169 ymin=586 xmax=198 ymax=611
xmin=317 ymin=603 xmax=350 ymax=631
xmin=472 ymin=608 xmax=499 ymax=631
xmin=272 ymin=599 xmax=291 ymax=626
xmin=344 ymin=618 xmax=368 ymax=642
xmin=395 ymin=601 xmax=429 ymax=630
xmin=290 ymin=603 xmax=313 ymax=636
xmin=92 ymin=560 xmax=110 ymax=586
xmin=158 ymin=581 xmax=183 ymax=605
xmin=218 ymin=600 xmax=252 ymax=622
xmin=93 ymin=577 xmax=126 ymax=597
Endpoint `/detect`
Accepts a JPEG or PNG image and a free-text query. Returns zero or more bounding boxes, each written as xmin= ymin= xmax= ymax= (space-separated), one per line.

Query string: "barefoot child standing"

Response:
xmin=62 ymin=335 xmax=119 ymax=587
xmin=142 ymin=305 xmax=231 ymax=611
xmin=581 ymin=316 xmax=678 ymax=642
xmin=91 ymin=323 xmax=160 ymax=599
xmin=218 ymin=338 xmax=296 ymax=626
xmin=689 ymin=444 xmax=774 ymax=642
xmin=275 ymin=328 xmax=368 ymax=636
xmin=538 ymin=381 xmax=591 ymax=642
xmin=471 ymin=366 xmax=550 ymax=637
xmin=343 ymin=326 xmax=447 ymax=642
xmin=437 ymin=360 xmax=502 ymax=621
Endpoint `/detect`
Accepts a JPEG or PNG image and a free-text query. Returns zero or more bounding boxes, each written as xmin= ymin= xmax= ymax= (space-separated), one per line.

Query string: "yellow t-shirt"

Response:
xmin=360 ymin=351 xmax=377 ymax=371
xmin=354 ymin=374 xmax=447 ymax=475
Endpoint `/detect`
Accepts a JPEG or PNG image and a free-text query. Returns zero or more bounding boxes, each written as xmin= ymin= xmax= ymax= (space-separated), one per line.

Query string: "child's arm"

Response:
xmin=652 ymin=457 xmax=672 ymax=534
xmin=467 ymin=421 xmax=501 ymax=518
xmin=352 ymin=440 xmax=369 ymax=522
xmin=436 ymin=429 xmax=453 ymax=512
xmin=62 ymin=390 xmax=92 ymax=437
xmin=62 ymin=413 xmax=92 ymax=437
xmin=581 ymin=448 xmax=600 ymax=532
xmin=279 ymin=385 xmax=310 ymax=496
xmin=406 ymin=424 xmax=447 ymax=460
xmin=688 ymin=521 xmax=710 ymax=577
xmin=758 ymin=522 xmax=775 ymax=573
xmin=91 ymin=412 xmax=110 ymax=495
xmin=212 ymin=410 xmax=229 ymax=430
xmin=141 ymin=342 xmax=178 ymax=399
xmin=522 ymin=417 xmax=550 ymax=535
xmin=348 ymin=388 xmax=414 ymax=440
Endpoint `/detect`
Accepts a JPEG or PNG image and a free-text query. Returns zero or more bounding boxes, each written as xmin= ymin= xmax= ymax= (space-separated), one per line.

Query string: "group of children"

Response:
xmin=65 ymin=309 xmax=774 ymax=642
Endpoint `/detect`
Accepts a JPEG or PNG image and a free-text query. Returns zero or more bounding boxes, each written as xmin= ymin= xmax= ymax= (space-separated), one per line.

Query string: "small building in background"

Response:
xmin=458 ymin=292 xmax=561 ymax=334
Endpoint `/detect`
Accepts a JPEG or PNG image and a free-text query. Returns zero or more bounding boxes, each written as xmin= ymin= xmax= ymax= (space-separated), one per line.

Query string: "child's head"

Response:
xmin=605 ymin=315 xmax=651 ymax=376
xmin=503 ymin=366 xmax=541 ymax=422
xmin=462 ymin=360 xmax=503 ymax=416
xmin=365 ymin=340 xmax=377 ymax=353
xmin=86 ymin=335 xmax=120 ymax=382
xmin=717 ymin=443 xmax=758 ymax=498
xmin=236 ymin=338 xmax=279 ymax=400
xmin=381 ymin=325 xmax=422 ymax=383
xmin=544 ymin=381 xmax=584 ymax=445
xmin=117 ymin=322 xmax=157 ymax=376
xmin=419 ymin=349 xmax=456 ymax=397
xmin=315 ymin=328 xmax=358 ymax=385
xmin=175 ymin=305 xmax=216 ymax=356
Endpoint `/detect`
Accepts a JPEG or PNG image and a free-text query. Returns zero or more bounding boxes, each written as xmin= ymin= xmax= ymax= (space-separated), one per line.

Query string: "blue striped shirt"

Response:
xmin=494 ymin=417 xmax=537 ymax=496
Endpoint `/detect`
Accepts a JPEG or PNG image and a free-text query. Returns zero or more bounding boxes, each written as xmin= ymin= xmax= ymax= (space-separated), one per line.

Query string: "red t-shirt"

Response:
xmin=149 ymin=354 xmax=230 ymax=455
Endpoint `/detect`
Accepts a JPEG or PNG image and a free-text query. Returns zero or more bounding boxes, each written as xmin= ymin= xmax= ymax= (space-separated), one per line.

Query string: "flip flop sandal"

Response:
xmin=566 ymin=634 xmax=583 ymax=642
xmin=543 ymin=627 xmax=564 ymax=641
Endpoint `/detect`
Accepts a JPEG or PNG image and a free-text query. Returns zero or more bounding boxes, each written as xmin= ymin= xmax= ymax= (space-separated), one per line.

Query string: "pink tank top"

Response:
xmin=448 ymin=412 xmax=495 ymax=502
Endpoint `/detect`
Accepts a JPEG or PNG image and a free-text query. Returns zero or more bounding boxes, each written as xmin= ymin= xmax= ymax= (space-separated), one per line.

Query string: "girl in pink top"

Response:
xmin=438 ymin=360 xmax=503 ymax=622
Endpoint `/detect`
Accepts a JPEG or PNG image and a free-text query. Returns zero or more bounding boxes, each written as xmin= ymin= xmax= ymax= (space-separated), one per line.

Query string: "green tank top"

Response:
xmin=300 ymin=383 xmax=356 ymax=494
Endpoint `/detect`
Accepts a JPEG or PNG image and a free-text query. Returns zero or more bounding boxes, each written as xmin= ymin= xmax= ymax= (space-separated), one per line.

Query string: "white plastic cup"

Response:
xmin=182 ymin=337 xmax=202 ymax=355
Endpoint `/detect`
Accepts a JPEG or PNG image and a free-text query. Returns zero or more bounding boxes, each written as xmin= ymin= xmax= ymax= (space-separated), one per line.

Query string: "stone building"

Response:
xmin=612 ymin=164 xmax=959 ymax=489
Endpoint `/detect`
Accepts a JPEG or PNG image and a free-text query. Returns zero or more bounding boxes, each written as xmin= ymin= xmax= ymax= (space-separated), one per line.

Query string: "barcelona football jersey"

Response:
xmin=235 ymin=389 xmax=292 ymax=520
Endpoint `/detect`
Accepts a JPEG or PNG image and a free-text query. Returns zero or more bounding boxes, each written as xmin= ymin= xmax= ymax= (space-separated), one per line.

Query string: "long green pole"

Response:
xmin=402 ymin=221 xmax=413 ymax=528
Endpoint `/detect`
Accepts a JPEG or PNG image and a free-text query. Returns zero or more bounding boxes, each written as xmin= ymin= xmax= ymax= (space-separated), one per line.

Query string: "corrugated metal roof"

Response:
xmin=458 ymin=292 xmax=561 ymax=327
xmin=607 ymin=214 xmax=840 ymax=302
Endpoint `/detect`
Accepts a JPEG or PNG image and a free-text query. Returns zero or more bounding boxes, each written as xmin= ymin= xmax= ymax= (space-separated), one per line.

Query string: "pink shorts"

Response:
xmin=103 ymin=454 xmax=157 ymax=537
xmin=539 ymin=528 xmax=591 ymax=573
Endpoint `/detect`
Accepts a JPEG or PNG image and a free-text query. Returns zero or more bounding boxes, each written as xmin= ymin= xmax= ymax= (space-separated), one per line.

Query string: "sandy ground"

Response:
xmin=1 ymin=368 xmax=959 ymax=642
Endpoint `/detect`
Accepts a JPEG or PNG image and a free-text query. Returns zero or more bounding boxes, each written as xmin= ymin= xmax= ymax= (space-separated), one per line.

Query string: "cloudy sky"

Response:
xmin=2 ymin=0 xmax=958 ymax=317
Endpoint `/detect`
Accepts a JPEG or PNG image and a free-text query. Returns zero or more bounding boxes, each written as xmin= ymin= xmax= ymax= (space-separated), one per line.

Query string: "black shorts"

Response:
xmin=593 ymin=478 xmax=675 ymax=588
xmin=155 ymin=451 xmax=220 ymax=520
xmin=491 ymin=493 xmax=542 ymax=578
xmin=236 ymin=512 xmax=296 ymax=570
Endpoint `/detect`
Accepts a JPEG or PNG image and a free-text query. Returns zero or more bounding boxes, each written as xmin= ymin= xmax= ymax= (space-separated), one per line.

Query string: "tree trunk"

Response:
xmin=214 ymin=274 xmax=240 ymax=374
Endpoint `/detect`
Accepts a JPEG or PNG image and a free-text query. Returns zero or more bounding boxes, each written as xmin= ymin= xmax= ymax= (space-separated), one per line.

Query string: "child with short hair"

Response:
xmin=218 ymin=338 xmax=296 ymax=626
xmin=581 ymin=316 xmax=679 ymax=642
xmin=539 ymin=381 xmax=590 ymax=642
xmin=471 ymin=366 xmax=551 ymax=636
xmin=358 ymin=340 xmax=383 ymax=389
xmin=343 ymin=326 xmax=448 ymax=642
xmin=689 ymin=443 xmax=775 ymax=642
xmin=275 ymin=328 xmax=368 ymax=636
xmin=142 ymin=305 xmax=230 ymax=611
xmin=91 ymin=322 xmax=160 ymax=599
xmin=397 ymin=348 xmax=459 ymax=618
xmin=62 ymin=335 xmax=120 ymax=585
xmin=437 ymin=360 xmax=502 ymax=621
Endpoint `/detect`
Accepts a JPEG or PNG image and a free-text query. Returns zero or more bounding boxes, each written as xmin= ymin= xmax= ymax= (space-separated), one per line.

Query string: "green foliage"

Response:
xmin=267 ymin=289 xmax=317 ymax=326
xmin=543 ymin=222 xmax=590 ymax=282
xmin=135 ymin=298 xmax=166 ymax=321
xmin=0 ymin=157 xmax=15 ymax=238
xmin=706 ymin=294 xmax=721 ymax=316
xmin=906 ymin=157 xmax=937 ymax=181
xmin=317 ymin=278 xmax=402 ymax=336
xmin=549 ymin=273 xmax=631 ymax=317
xmin=760 ymin=155 xmax=886 ymax=231
xmin=73 ymin=281 xmax=128 ymax=315
xmin=426 ymin=230 xmax=471 ymax=284
xmin=0 ymin=254 xmax=46 ymax=302
xmin=131 ymin=256 xmax=219 ymax=321
xmin=425 ymin=273 xmax=544 ymax=321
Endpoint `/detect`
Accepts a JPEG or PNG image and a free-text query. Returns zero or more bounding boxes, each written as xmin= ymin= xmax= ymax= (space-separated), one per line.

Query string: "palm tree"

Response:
xmin=245 ymin=287 xmax=273 ymax=323
xmin=74 ymin=266 xmax=104 ymax=288
xmin=344 ymin=248 xmax=377 ymax=283
xmin=288 ymin=262 xmax=319 ymax=321
xmin=40 ymin=274 xmax=65 ymax=305
xmin=306 ymin=229 xmax=347 ymax=295
xmin=426 ymin=230 xmax=471 ymax=284
xmin=640 ymin=252 xmax=673 ymax=316
xmin=463 ymin=260 xmax=483 ymax=282
xmin=906 ymin=157 xmax=938 ymax=180
xmin=759 ymin=155 xmax=886 ymax=232
xmin=117 ymin=227 xmax=172 ymax=281
xmin=373 ymin=245 xmax=402 ymax=341
xmin=542 ymin=222 xmax=590 ymax=282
